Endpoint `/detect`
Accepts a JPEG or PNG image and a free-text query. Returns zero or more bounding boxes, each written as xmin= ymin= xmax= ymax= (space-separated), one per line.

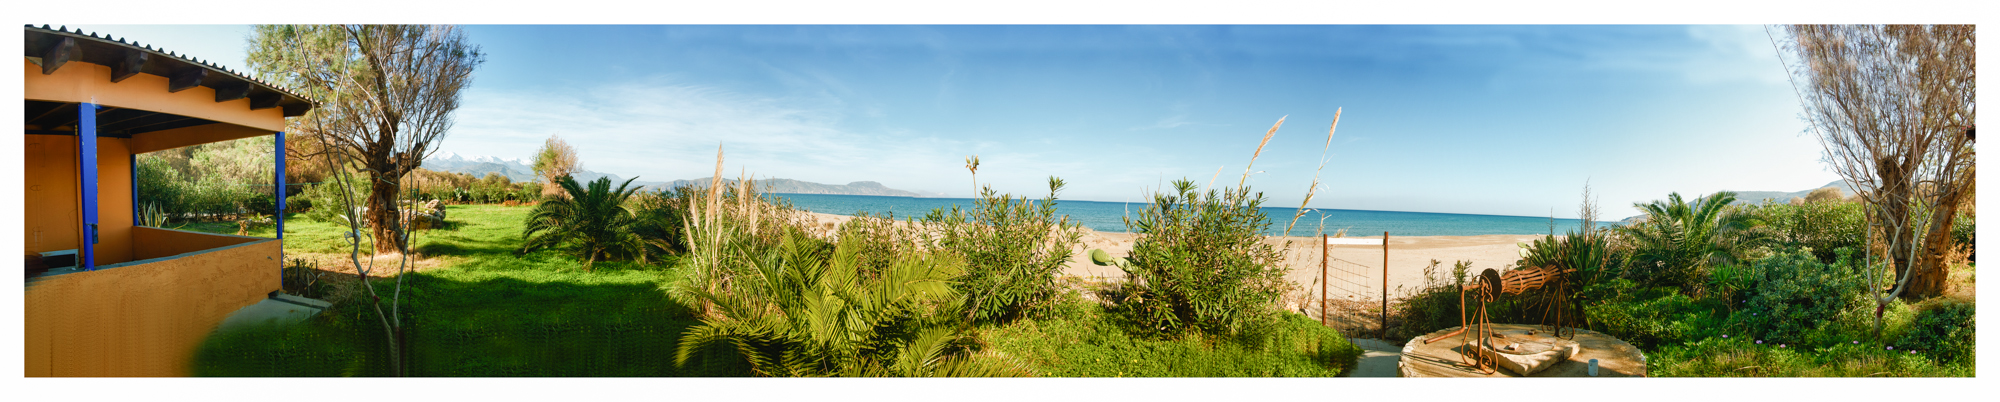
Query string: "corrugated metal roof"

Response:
xmin=24 ymin=24 xmax=317 ymax=117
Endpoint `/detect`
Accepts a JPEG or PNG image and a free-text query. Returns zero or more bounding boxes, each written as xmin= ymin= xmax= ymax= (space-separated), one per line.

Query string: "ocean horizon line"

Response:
xmin=762 ymin=192 xmax=1609 ymax=237
xmin=766 ymin=192 xmax=1602 ymax=223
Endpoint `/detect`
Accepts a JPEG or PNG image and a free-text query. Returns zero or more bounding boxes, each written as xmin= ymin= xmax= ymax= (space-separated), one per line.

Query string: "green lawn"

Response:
xmin=191 ymin=205 xmax=725 ymax=376
xmin=984 ymin=298 xmax=1361 ymax=377
xmin=190 ymin=204 xmax=1353 ymax=377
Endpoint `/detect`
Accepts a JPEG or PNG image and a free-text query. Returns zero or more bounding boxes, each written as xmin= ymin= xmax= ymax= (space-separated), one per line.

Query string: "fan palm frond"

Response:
xmin=519 ymin=175 xmax=645 ymax=270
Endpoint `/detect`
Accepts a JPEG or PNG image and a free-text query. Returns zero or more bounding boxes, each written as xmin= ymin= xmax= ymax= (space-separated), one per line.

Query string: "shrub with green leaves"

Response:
xmin=673 ymin=227 xmax=1025 ymax=377
xmin=298 ymin=173 xmax=371 ymax=225
xmin=520 ymin=175 xmax=646 ymax=269
xmin=919 ymin=177 xmax=1084 ymax=324
xmin=1743 ymin=201 xmax=1865 ymax=264
xmin=628 ymin=186 xmax=696 ymax=257
xmin=1617 ymin=191 xmax=1770 ymax=293
xmin=1112 ymin=179 xmax=1288 ymax=336
xmin=1387 ymin=260 xmax=1494 ymax=340
xmin=134 ymin=135 xmax=278 ymax=221
xmin=1738 ymin=248 xmax=1867 ymax=342
xmin=1581 ymin=279 xmax=1727 ymax=349
xmin=1894 ymin=298 xmax=1975 ymax=364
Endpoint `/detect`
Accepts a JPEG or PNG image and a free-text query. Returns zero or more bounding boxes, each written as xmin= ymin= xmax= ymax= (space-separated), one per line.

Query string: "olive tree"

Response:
xmin=532 ymin=134 xmax=580 ymax=198
xmin=1778 ymin=25 xmax=1974 ymax=335
xmin=249 ymin=24 xmax=485 ymax=253
xmin=248 ymin=25 xmax=485 ymax=376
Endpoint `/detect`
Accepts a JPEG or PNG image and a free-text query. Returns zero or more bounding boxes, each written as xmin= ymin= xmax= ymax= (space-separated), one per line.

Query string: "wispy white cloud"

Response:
xmin=442 ymin=77 xmax=1111 ymax=198
xmin=1566 ymin=25 xmax=1791 ymax=86
xmin=1129 ymin=115 xmax=1197 ymax=131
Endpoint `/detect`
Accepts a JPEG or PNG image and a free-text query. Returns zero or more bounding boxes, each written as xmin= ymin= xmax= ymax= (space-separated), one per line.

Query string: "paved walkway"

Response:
xmin=213 ymin=293 xmax=331 ymax=334
xmin=1345 ymin=338 xmax=1402 ymax=377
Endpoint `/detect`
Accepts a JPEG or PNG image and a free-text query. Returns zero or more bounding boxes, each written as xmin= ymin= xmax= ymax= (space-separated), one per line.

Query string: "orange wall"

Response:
xmin=128 ymin=123 xmax=276 ymax=155
xmin=131 ymin=226 xmax=267 ymax=261
xmin=23 ymin=135 xmax=134 ymax=265
xmin=23 ymin=135 xmax=78 ymax=254
xmin=23 ymin=59 xmax=289 ymax=132
xmin=24 ymin=237 xmax=281 ymax=377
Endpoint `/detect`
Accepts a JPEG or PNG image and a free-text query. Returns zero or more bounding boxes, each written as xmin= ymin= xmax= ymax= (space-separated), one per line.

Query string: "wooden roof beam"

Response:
xmin=111 ymin=48 xmax=150 ymax=83
xmin=167 ymin=67 xmax=207 ymax=93
xmin=214 ymin=84 xmax=250 ymax=103
xmin=40 ymin=37 xmax=75 ymax=74
xmin=249 ymin=93 xmax=282 ymax=111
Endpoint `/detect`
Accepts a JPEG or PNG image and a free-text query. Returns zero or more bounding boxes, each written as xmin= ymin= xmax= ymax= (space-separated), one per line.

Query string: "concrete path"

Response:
xmin=214 ymin=293 xmax=331 ymax=334
xmin=1345 ymin=338 xmax=1402 ymax=377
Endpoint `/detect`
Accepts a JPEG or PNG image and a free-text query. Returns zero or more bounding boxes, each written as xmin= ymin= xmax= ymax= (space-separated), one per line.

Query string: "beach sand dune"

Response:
xmin=804 ymin=212 xmax=1541 ymax=301
xmin=1062 ymin=229 xmax=1544 ymax=300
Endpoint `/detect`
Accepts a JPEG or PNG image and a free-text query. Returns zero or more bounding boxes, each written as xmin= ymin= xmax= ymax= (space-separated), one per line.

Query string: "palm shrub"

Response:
xmin=1113 ymin=179 xmax=1288 ymax=336
xmin=1518 ymin=222 xmax=1612 ymax=329
xmin=520 ymin=175 xmax=646 ymax=269
xmin=672 ymin=222 xmax=1025 ymax=377
xmin=919 ymin=177 xmax=1085 ymax=324
xmin=1617 ymin=191 xmax=1770 ymax=293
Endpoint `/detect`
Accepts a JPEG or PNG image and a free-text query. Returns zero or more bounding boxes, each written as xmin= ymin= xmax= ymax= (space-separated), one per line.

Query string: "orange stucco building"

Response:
xmin=23 ymin=25 xmax=314 ymax=376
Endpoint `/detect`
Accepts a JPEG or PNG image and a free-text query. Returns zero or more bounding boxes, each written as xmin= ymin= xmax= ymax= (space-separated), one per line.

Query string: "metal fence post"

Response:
xmin=1320 ymin=234 xmax=1328 ymax=327
xmin=1381 ymin=231 xmax=1389 ymax=339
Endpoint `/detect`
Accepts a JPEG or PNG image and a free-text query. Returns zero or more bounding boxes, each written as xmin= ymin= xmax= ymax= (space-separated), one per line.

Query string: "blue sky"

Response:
xmin=69 ymin=24 xmax=1838 ymax=219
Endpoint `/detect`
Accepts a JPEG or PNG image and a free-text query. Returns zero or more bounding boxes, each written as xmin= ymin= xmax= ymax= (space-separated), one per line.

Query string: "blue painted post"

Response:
xmin=131 ymin=154 xmax=139 ymax=226
xmin=78 ymin=103 xmax=99 ymax=271
xmin=275 ymin=131 xmax=285 ymax=241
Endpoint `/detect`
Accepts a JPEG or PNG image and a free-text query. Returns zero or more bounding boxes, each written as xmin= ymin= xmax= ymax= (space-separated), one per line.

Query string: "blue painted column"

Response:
xmin=275 ymin=131 xmax=286 ymax=241
xmin=78 ymin=103 xmax=99 ymax=271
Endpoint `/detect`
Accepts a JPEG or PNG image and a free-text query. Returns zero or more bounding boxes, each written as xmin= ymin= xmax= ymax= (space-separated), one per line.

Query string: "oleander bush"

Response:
xmin=299 ymin=173 xmax=371 ymax=225
xmin=1741 ymin=200 xmax=1866 ymax=264
xmin=1736 ymin=247 xmax=1868 ymax=343
xmin=1111 ymin=179 xmax=1289 ymax=336
xmin=919 ymin=177 xmax=1085 ymax=324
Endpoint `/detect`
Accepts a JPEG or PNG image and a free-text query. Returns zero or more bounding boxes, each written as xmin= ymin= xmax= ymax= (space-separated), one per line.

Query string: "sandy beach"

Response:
xmin=803 ymin=212 xmax=1544 ymax=301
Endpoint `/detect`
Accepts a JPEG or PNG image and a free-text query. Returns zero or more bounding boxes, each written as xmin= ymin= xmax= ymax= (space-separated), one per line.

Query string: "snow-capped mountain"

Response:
xmin=420 ymin=152 xmax=927 ymax=197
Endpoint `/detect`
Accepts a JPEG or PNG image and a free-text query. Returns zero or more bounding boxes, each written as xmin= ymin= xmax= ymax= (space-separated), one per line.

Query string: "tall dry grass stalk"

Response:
xmin=682 ymin=144 xmax=732 ymax=317
xmin=1237 ymin=116 xmax=1286 ymax=189
xmin=1285 ymin=108 xmax=1341 ymax=237
xmin=1207 ymin=165 xmax=1224 ymax=190
xmin=673 ymin=145 xmax=818 ymax=319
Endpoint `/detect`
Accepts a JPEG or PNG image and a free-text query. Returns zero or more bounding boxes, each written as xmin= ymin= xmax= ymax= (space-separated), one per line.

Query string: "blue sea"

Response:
xmin=765 ymin=193 xmax=1605 ymax=237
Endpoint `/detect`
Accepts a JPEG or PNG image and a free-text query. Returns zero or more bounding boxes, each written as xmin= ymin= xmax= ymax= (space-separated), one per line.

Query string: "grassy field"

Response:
xmin=986 ymin=296 xmax=1361 ymax=377
xmin=190 ymin=204 xmax=1354 ymax=377
xmin=192 ymin=205 xmax=722 ymax=376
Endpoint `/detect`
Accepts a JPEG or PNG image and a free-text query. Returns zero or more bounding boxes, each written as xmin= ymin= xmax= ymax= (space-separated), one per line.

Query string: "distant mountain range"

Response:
xmin=1618 ymin=180 xmax=1858 ymax=223
xmin=421 ymin=152 xmax=930 ymax=197
xmin=1728 ymin=180 xmax=1857 ymax=205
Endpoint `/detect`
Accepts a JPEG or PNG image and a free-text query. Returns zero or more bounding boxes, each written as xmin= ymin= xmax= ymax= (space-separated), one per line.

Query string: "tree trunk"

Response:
xmin=1875 ymin=158 xmax=1919 ymax=299
xmin=1903 ymin=186 xmax=1966 ymax=300
xmin=367 ymin=171 xmax=405 ymax=254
